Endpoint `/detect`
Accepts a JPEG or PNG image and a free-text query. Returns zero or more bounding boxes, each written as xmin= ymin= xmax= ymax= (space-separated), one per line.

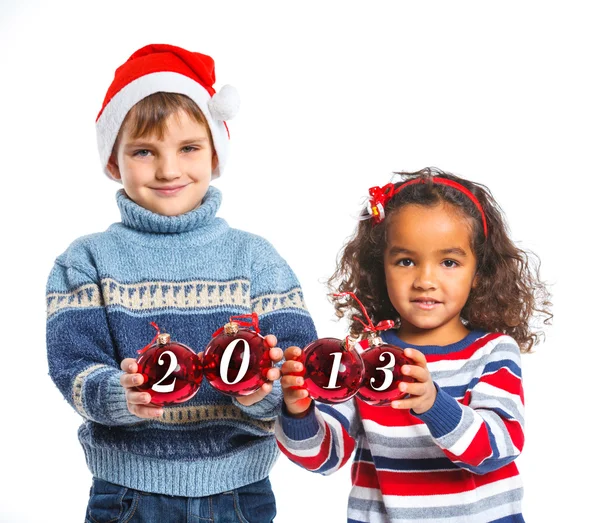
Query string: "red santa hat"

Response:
xmin=96 ymin=43 xmax=239 ymax=180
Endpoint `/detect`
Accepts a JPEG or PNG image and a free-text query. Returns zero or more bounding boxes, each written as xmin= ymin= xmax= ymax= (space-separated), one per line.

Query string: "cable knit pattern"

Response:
xmin=46 ymin=186 xmax=317 ymax=496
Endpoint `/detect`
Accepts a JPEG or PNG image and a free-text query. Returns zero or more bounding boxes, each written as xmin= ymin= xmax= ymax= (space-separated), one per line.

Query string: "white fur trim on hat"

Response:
xmin=96 ymin=72 xmax=230 ymax=180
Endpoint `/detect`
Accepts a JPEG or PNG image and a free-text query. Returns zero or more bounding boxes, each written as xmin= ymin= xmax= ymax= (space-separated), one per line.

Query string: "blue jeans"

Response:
xmin=85 ymin=477 xmax=277 ymax=523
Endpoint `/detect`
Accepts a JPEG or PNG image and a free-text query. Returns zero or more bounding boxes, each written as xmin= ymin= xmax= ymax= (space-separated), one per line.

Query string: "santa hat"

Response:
xmin=96 ymin=43 xmax=240 ymax=180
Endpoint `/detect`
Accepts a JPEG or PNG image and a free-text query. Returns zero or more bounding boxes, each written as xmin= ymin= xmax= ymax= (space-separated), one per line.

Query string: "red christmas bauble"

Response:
xmin=300 ymin=337 xmax=365 ymax=404
xmin=203 ymin=323 xmax=272 ymax=396
xmin=356 ymin=342 xmax=415 ymax=406
xmin=136 ymin=333 xmax=203 ymax=406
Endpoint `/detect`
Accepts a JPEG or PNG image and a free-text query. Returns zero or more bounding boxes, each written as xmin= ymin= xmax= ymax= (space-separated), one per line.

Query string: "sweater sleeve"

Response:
xmin=414 ymin=335 xmax=525 ymax=474
xmin=275 ymin=399 xmax=361 ymax=475
xmin=234 ymin=239 xmax=318 ymax=420
xmin=46 ymin=253 xmax=142 ymax=427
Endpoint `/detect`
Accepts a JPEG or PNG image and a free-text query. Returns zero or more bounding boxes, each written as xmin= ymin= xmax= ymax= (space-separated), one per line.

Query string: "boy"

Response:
xmin=46 ymin=43 xmax=316 ymax=522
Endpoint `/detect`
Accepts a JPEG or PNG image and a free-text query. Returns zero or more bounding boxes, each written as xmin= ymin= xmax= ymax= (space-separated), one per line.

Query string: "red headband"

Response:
xmin=367 ymin=177 xmax=488 ymax=238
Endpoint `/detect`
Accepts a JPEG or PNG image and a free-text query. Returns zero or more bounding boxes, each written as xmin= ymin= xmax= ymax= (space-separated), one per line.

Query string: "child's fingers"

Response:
xmin=236 ymin=385 xmax=269 ymax=406
xmin=125 ymin=391 xmax=164 ymax=417
xmin=266 ymin=367 xmax=281 ymax=381
xmin=120 ymin=372 xmax=144 ymax=389
xmin=283 ymin=346 xmax=302 ymax=361
xmin=398 ymin=380 xmax=429 ymax=397
xmin=390 ymin=398 xmax=415 ymax=409
xmin=129 ymin=404 xmax=164 ymax=419
xmin=264 ymin=334 xmax=278 ymax=348
xmin=404 ymin=348 xmax=427 ymax=367
xmin=126 ymin=390 xmax=153 ymax=405
xmin=281 ymin=360 xmax=304 ymax=376
xmin=285 ymin=395 xmax=313 ymax=416
xmin=401 ymin=365 xmax=429 ymax=383
xmin=288 ymin=388 xmax=309 ymax=401
xmin=121 ymin=358 xmax=138 ymax=373
xmin=281 ymin=375 xmax=304 ymax=390
xmin=269 ymin=347 xmax=283 ymax=363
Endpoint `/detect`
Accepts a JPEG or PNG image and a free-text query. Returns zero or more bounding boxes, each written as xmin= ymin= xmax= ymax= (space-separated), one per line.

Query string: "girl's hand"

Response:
xmin=119 ymin=358 xmax=164 ymax=419
xmin=235 ymin=334 xmax=283 ymax=406
xmin=390 ymin=348 xmax=437 ymax=414
xmin=280 ymin=346 xmax=312 ymax=417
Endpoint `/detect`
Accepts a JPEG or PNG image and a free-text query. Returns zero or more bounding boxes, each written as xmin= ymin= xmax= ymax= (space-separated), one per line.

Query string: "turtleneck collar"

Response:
xmin=116 ymin=186 xmax=222 ymax=234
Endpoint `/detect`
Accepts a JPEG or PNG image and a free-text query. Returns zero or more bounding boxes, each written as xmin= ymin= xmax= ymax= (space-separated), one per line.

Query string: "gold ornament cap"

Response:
xmin=157 ymin=333 xmax=171 ymax=345
xmin=369 ymin=332 xmax=383 ymax=346
xmin=224 ymin=322 xmax=239 ymax=335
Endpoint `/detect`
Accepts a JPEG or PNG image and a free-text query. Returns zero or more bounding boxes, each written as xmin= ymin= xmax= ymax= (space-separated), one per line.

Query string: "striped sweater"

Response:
xmin=276 ymin=330 xmax=525 ymax=523
xmin=46 ymin=186 xmax=317 ymax=497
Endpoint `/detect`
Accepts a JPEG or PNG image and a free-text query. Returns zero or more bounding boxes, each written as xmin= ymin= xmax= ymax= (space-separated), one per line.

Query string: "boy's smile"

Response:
xmin=107 ymin=110 xmax=217 ymax=216
xmin=152 ymin=184 xmax=190 ymax=197
xmin=383 ymin=203 xmax=478 ymax=345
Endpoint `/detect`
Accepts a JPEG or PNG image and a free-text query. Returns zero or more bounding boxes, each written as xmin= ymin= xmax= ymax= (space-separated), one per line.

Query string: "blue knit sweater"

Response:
xmin=46 ymin=186 xmax=317 ymax=497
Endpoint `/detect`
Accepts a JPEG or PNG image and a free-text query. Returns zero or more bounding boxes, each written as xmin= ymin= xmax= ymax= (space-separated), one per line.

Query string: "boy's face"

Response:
xmin=107 ymin=110 xmax=217 ymax=216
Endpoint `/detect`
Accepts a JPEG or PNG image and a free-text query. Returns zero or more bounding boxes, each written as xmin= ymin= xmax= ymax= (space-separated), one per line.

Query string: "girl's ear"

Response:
xmin=472 ymin=274 xmax=479 ymax=289
xmin=106 ymin=156 xmax=122 ymax=181
xmin=211 ymin=152 xmax=219 ymax=172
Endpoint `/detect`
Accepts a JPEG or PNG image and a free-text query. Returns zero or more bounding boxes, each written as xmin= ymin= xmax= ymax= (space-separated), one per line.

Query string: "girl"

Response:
xmin=275 ymin=168 xmax=552 ymax=523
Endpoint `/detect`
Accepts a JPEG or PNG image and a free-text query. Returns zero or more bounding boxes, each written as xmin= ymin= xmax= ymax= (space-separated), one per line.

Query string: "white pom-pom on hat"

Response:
xmin=208 ymin=84 xmax=240 ymax=121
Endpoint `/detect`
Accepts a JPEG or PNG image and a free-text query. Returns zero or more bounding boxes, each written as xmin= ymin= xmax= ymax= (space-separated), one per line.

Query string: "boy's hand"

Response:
xmin=120 ymin=359 xmax=164 ymax=419
xmin=280 ymin=346 xmax=312 ymax=417
xmin=390 ymin=348 xmax=437 ymax=414
xmin=235 ymin=334 xmax=283 ymax=407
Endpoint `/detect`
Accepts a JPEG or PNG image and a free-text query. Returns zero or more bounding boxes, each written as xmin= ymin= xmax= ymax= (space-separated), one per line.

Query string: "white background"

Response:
xmin=1 ymin=1 xmax=597 ymax=521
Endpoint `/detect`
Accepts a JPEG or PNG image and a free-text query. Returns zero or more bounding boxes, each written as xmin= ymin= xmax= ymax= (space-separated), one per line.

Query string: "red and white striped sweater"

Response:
xmin=276 ymin=330 xmax=525 ymax=523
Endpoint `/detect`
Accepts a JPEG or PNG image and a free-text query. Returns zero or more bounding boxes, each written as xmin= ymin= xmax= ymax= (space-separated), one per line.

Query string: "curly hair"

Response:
xmin=328 ymin=167 xmax=552 ymax=352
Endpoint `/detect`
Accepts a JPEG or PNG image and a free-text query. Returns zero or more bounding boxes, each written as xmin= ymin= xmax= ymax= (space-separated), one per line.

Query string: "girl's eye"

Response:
xmin=181 ymin=145 xmax=197 ymax=153
xmin=443 ymin=260 xmax=459 ymax=268
xmin=397 ymin=258 xmax=414 ymax=267
xmin=133 ymin=149 xmax=151 ymax=158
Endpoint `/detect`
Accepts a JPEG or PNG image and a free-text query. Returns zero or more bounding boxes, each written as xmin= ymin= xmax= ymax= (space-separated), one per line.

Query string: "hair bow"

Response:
xmin=367 ymin=183 xmax=396 ymax=224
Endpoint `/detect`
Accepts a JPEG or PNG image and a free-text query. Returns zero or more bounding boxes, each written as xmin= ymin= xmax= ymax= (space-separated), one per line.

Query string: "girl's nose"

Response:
xmin=413 ymin=265 xmax=437 ymax=290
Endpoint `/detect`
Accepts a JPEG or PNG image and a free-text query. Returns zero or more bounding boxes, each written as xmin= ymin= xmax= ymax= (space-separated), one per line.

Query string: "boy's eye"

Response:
xmin=397 ymin=258 xmax=414 ymax=267
xmin=443 ymin=260 xmax=458 ymax=268
xmin=133 ymin=149 xmax=151 ymax=157
xmin=181 ymin=145 xmax=197 ymax=153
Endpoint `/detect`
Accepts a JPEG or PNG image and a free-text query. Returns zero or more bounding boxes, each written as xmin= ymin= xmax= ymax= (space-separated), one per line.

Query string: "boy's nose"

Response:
xmin=156 ymin=155 xmax=181 ymax=180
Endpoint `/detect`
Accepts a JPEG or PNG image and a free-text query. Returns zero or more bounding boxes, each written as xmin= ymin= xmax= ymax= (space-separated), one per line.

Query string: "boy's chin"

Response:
xmin=125 ymin=183 xmax=209 ymax=216
xmin=152 ymin=201 xmax=203 ymax=216
xmin=135 ymin=195 xmax=207 ymax=216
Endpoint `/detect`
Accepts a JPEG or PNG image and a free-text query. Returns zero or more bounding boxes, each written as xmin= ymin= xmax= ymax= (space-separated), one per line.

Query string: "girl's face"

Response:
xmin=383 ymin=203 xmax=478 ymax=345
